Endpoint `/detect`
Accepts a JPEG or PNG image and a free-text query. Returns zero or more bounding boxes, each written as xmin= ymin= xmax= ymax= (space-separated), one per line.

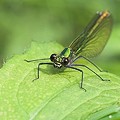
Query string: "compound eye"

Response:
xmin=62 ymin=57 xmax=69 ymax=66
xmin=50 ymin=54 xmax=57 ymax=62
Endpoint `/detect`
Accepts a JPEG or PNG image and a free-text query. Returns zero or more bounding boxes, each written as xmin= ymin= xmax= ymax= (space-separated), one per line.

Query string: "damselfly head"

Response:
xmin=50 ymin=53 xmax=70 ymax=68
xmin=50 ymin=54 xmax=57 ymax=62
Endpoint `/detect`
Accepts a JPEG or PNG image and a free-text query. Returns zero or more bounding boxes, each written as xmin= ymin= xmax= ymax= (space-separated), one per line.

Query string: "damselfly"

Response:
xmin=25 ymin=11 xmax=112 ymax=91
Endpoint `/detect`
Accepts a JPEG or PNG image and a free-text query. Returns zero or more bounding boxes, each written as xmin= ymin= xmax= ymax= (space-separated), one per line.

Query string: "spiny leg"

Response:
xmin=73 ymin=56 xmax=104 ymax=72
xmin=32 ymin=62 xmax=53 ymax=82
xmin=66 ymin=66 xmax=86 ymax=92
xmin=71 ymin=64 xmax=110 ymax=81
xmin=24 ymin=58 xmax=50 ymax=62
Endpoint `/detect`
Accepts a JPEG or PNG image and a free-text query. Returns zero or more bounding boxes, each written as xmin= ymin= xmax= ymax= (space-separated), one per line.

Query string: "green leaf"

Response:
xmin=0 ymin=42 xmax=120 ymax=120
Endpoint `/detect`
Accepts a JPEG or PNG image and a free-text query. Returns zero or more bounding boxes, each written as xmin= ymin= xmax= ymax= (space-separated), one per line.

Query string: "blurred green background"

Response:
xmin=0 ymin=0 xmax=120 ymax=76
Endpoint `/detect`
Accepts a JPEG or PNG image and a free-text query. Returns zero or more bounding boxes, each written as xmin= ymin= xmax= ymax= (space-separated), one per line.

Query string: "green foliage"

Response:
xmin=0 ymin=1 xmax=120 ymax=119
xmin=0 ymin=42 xmax=120 ymax=120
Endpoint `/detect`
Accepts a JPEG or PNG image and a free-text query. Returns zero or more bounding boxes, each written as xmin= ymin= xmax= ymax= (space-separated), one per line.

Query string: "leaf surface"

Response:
xmin=0 ymin=42 xmax=120 ymax=120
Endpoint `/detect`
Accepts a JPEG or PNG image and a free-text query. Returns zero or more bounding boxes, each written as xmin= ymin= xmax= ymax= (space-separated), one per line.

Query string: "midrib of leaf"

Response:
xmin=31 ymin=76 xmax=120 ymax=120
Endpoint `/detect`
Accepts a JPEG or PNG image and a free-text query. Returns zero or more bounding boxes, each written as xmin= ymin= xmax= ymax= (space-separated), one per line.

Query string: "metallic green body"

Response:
xmin=60 ymin=47 xmax=71 ymax=58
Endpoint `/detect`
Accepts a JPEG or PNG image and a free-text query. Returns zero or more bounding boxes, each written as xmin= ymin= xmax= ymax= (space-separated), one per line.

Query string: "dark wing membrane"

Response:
xmin=69 ymin=11 xmax=112 ymax=58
